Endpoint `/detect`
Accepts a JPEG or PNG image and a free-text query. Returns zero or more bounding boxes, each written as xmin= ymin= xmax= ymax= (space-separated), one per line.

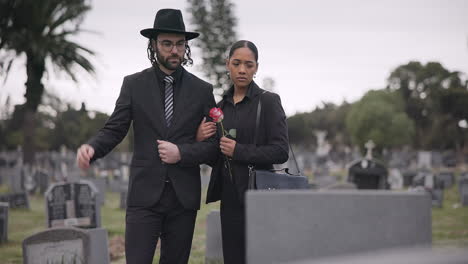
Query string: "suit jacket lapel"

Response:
xmin=147 ymin=69 xmax=167 ymax=136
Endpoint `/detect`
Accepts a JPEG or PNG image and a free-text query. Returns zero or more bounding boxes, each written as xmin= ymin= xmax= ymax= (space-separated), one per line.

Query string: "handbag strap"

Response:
xmin=254 ymin=91 xmax=301 ymax=174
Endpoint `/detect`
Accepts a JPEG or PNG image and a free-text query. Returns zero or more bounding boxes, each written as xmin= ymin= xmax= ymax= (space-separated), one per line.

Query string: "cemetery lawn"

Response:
xmin=0 ymin=187 xmax=466 ymax=264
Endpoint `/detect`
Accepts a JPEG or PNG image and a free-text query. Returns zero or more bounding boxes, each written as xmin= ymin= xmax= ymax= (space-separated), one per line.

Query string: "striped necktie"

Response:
xmin=164 ymin=75 xmax=174 ymax=127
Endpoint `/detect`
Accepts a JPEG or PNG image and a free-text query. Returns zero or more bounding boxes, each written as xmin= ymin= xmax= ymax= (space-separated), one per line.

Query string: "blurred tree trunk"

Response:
xmin=22 ymin=52 xmax=45 ymax=164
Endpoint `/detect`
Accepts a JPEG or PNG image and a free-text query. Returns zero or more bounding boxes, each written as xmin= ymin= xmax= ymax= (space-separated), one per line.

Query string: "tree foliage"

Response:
xmin=0 ymin=0 xmax=96 ymax=163
xmin=187 ymin=0 xmax=237 ymax=97
xmin=387 ymin=61 xmax=468 ymax=150
xmin=345 ymin=90 xmax=415 ymax=151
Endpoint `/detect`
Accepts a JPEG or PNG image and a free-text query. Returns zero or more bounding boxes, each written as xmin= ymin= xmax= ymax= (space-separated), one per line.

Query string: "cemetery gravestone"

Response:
xmin=87 ymin=177 xmax=106 ymax=205
xmin=22 ymin=227 xmax=110 ymax=264
xmin=246 ymin=190 xmax=431 ymax=264
xmin=347 ymin=141 xmax=388 ymax=190
xmin=412 ymin=170 xmax=444 ymax=207
xmin=417 ymin=151 xmax=432 ymax=169
xmin=459 ymin=173 xmax=468 ymax=206
xmin=45 ymin=181 xmax=101 ymax=228
xmin=388 ymin=168 xmax=403 ymax=190
xmin=0 ymin=202 xmax=8 ymax=243
xmin=205 ymin=210 xmax=223 ymax=264
xmin=0 ymin=191 xmax=30 ymax=209
xmin=436 ymin=171 xmax=455 ymax=189
xmin=347 ymin=159 xmax=388 ymax=189
xmin=120 ymin=190 xmax=127 ymax=210
xmin=285 ymin=247 xmax=468 ymax=264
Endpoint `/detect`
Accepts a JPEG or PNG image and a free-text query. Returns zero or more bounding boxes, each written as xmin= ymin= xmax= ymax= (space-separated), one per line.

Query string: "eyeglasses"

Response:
xmin=157 ymin=40 xmax=186 ymax=52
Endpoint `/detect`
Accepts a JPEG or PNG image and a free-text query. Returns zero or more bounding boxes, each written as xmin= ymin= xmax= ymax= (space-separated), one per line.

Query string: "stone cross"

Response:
xmin=365 ymin=140 xmax=375 ymax=160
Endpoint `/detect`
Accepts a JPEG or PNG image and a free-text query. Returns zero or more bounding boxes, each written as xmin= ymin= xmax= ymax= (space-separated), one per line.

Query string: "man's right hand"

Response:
xmin=76 ymin=144 xmax=95 ymax=170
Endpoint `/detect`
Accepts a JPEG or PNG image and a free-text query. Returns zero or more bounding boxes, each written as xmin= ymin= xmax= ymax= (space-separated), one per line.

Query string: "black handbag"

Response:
xmin=247 ymin=91 xmax=309 ymax=190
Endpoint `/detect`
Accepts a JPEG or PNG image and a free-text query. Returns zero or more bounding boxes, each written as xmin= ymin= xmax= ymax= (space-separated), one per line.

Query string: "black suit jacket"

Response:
xmin=88 ymin=66 xmax=217 ymax=210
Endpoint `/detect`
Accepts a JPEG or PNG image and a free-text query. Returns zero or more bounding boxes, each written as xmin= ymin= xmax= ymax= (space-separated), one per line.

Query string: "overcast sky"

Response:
xmin=1 ymin=0 xmax=467 ymax=116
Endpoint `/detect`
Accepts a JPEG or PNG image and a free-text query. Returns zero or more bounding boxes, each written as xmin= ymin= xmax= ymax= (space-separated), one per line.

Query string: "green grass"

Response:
xmin=0 ymin=185 xmax=467 ymax=263
xmin=432 ymin=183 xmax=468 ymax=247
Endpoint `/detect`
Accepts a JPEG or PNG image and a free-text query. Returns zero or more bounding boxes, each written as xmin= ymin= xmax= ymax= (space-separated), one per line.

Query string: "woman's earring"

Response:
xmin=226 ymin=71 xmax=230 ymax=77
xmin=254 ymin=74 xmax=256 ymax=78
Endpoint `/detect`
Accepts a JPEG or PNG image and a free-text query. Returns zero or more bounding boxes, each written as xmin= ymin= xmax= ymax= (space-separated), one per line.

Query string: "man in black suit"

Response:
xmin=76 ymin=9 xmax=217 ymax=264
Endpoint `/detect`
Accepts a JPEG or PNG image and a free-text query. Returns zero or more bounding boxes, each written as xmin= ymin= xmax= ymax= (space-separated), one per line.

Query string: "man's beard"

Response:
xmin=156 ymin=50 xmax=183 ymax=70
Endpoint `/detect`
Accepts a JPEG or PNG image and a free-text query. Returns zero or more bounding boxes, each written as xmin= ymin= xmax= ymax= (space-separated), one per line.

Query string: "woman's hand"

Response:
xmin=196 ymin=117 xmax=217 ymax=142
xmin=220 ymin=136 xmax=236 ymax=157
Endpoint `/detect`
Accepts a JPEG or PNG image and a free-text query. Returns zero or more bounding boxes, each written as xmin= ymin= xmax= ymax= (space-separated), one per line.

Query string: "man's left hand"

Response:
xmin=157 ymin=140 xmax=181 ymax=164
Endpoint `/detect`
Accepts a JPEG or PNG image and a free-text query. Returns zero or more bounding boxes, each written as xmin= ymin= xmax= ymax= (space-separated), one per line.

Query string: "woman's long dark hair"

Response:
xmin=146 ymin=38 xmax=193 ymax=67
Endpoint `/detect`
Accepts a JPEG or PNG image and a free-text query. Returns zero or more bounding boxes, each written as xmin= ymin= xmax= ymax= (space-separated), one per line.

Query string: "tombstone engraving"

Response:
xmin=0 ymin=202 xmax=8 ymax=243
xmin=45 ymin=181 xmax=101 ymax=228
xmin=246 ymin=190 xmax=432 ymax=264
xmin=22 ymin=227 xmax=110 ymax=264
xmin=205 ymin=210 xmax=223 ymax=264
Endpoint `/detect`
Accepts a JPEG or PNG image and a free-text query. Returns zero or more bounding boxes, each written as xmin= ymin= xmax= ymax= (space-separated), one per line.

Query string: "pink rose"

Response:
xmin=209 ymin=107 xmax=224 ymax=123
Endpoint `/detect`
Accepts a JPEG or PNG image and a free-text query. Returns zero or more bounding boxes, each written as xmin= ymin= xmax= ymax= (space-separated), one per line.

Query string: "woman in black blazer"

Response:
xmin=197 ymin=40 xmax=289 ymax=264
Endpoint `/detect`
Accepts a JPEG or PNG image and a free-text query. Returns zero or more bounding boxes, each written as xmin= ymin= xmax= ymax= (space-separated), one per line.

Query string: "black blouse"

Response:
xmin=206 ymin=81 xmax=289 ymax=204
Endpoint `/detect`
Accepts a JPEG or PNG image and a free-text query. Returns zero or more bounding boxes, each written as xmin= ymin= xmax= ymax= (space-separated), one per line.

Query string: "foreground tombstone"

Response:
xmin=0 ymin=202 xmax=8 ymax=243
xmin=205 ymin=210 xmax=223 ymax=264
xmin=22 ymin=227 xmax=110 ymax=264
xmin=246 ymin=190 xmax=431 ymax=264
xmin=283 ymin=247 xmax=468 ymax=264
xmin=45 ymin=180 xmax=101 ymax=228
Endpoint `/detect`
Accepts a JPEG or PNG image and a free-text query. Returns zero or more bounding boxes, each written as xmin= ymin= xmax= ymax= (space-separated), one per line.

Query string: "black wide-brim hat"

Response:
xmin=140 ymin=9 xmax=199 ymax=40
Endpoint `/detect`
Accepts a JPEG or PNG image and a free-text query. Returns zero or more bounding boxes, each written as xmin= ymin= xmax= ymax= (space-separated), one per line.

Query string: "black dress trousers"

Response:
xmin=220 ymin=165 xmax=246 ymax=264
xmin=125 ymin=181 xmax=197 ymax=264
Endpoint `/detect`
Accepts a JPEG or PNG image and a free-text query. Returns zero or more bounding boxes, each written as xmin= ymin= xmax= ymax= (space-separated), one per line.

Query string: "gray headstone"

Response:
xmin=0 ymin=191 xmax=30 ymax=209
xmin=0 ymin=202 xmax=8 ymax=243
xmin=120 ymin=191 xmax=127 ymax=210
xmin=320 ymin=182 xmax=356 ymax=190
xmin=205 ymin=210 xmax=223 ymax=264
xmin=246 ymin=190 xmax=431 ymax=264
xmin=431 ymin=189 xmax=444 ymax=208
xmin=22 ymin=227 xmax=110 ymax=264
xmin=459 ymin=174 xmax=468 ymax=206
xmin=313 ymin=175 xmax=338 ymax=189
xmin=388 ymin=168 xmax=403 ymax=190
xmin=283 ymin=247 xmax=468 ymax=264
xmin=86 ymin=177 xmax=106 ymax=205
xmin=402 ymin=170 xmax=417 ymax=187
xmin=417 ymin=151 xmax=432 ymax=169
xmin=45 ymin=181 xmax=101 ymax=228
xmin=436 ymin=171 xmax=455 ymax=189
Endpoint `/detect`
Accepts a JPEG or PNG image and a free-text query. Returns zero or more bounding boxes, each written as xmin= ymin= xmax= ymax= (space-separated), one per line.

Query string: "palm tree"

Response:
xmin=0 ymin=0 xmax=95 ymax=163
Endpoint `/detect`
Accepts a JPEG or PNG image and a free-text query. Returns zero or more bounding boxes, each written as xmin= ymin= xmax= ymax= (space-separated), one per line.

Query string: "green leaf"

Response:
xmin=228 ymin=128 xmax=236 ymax=138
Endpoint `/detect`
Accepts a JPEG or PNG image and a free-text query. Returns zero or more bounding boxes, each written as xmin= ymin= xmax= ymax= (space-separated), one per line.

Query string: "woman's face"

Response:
xmin=226 ymin=47 xmax=258 ymax=89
